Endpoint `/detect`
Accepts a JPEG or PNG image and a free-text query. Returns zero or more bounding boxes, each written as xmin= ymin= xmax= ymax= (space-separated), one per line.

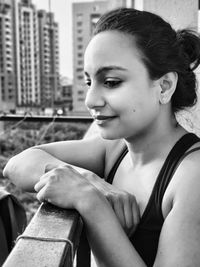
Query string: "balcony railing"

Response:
xmin=0 ymin=114 xmax=94 ymax=267
xmin=0 ymin=114 xmax=93 ymax=123
xmin=3 ymin=203 xmax=84 ymax=267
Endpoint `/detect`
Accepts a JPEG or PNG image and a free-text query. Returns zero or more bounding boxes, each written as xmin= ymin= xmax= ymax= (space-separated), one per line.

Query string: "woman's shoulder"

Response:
xmin=170 ymin=138 xmax=200 ymax=195
xmin=180 ymin=139 xmax=200 ymax=165
xmin=162 ymin=138 xmax=200 ymax=218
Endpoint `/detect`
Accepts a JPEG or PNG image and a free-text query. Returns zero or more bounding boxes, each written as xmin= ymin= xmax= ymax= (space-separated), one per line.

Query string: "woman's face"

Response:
xmin=84 ymin=31 xmax=161 ymax=141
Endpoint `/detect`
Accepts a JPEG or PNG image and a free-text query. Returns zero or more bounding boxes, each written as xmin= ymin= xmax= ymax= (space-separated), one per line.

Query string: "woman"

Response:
xmin=3 ymin=8 xmax=200 ymax=267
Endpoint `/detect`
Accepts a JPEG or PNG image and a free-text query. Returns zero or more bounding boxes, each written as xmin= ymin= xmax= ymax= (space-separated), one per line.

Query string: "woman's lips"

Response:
xmin=94 ymin=115 xmax=117 ymax=125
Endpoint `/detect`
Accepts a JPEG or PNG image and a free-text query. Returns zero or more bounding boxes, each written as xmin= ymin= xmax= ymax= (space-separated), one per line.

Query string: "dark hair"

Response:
xmin=93 ymin=8 xmax=200 ymax=113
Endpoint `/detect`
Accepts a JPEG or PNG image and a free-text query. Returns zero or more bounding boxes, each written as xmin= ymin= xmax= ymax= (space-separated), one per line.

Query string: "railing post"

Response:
xmin=3 ymin=203 xmax=83 ymax=267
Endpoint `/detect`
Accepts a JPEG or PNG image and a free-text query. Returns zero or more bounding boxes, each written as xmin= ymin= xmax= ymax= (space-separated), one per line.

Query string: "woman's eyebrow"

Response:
xmin=84 ymin=66 xmax=127 ymax=77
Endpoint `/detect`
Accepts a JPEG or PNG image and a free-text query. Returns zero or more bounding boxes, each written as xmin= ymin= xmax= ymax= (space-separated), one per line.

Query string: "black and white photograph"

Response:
xmin=1 ymin=1 xmax=200 ymax=266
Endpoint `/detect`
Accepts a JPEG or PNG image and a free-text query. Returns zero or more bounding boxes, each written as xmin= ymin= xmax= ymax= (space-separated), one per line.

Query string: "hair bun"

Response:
xmin=176 ymin=29 xmax=200 ymax=71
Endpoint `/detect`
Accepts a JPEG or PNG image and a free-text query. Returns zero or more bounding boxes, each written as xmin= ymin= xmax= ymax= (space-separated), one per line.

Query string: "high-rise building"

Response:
xmin=0 ymin=0 xmax=16 ymax=112
xmin=38 ymin=10 xmax=60 ymax=108
xmin=72 ymin=0 xmax=128 ymax=114
xmin=72 ymin=1 xmax=107 ymax=113
xmin=0 ymin=0 xmax=60 ymax=110
xmin=16 ymin=0 xmax=40 ymax=106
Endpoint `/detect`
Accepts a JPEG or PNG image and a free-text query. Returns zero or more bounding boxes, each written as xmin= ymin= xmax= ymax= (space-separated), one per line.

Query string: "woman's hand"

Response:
xmin=84 ymin=172 xmax=140 ymax=236
xmin=34 ymin=164 xmax=140 ymax=236
xmin=34 ymin=164 xmax=93 ymax=210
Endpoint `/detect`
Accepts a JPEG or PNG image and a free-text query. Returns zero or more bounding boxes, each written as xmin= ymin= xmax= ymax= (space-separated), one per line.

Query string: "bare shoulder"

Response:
xmin=169 ymin=140 xmax=200 ymax=199
xmin=154 ymin=141 xmax=200 ymax=267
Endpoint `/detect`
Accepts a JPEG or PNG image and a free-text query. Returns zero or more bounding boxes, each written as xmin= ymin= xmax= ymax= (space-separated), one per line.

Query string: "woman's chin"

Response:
xmin=99 ymin=129 xmax=121 ymax=140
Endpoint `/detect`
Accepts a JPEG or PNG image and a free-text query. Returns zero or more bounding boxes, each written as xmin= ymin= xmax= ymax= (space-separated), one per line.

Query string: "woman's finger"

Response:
xmin=36 ymin=184 xmax=50 ymax=203
xmin=45 ymin=163 xmax=59 ymax=173
xmin=112 ymin=197 xmax=126 ymax=229
xmin=129 ymin=197 xmax=140 ymax=236
xmin=123 ymin=196 xmax=134 ymax=234
xmin=34 ymin=174 xmax=49 ymax=192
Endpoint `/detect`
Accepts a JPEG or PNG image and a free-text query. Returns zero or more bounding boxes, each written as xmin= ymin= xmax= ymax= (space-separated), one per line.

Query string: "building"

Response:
xmin=0 ymin=0 xmax=61 ymax=113
xmin=38 ymin=10 xmax=60 ymax=108
xmin=0 ymin=0 xmax=16 ymax=112
xmin=72 ymin=0 xmax=128 ymax=114
xmin=16 ymin=0 xmax=40 ymax=107
xmin=54 ymin=76 xmax=72 ymax=114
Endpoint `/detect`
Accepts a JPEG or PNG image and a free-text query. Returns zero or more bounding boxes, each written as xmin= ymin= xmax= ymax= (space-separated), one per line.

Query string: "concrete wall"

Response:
xmin=143 ymin=0 xmax=198 ymax=30
xmin=142 ymin=0 xmax=200 ymax=136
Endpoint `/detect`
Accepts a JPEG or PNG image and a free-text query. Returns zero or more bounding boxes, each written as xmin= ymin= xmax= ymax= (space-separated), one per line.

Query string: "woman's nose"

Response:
xmin=85 ymin=86 xmax=105 ymax=110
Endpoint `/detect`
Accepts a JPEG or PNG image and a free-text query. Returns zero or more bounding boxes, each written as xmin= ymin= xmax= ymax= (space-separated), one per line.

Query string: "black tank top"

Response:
xmin=106 ymin=133 xmax=200 ymax=266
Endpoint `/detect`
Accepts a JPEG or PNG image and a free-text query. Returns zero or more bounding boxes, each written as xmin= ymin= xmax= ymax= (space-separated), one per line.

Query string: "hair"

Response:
xmin=93 ymin=8 xmax=200 ymax=113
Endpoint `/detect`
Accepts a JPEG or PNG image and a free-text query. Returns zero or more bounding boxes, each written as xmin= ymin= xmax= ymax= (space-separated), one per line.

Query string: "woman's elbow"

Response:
xmin=3 ymin=154 xmax=23 ymax=182
xmin=3 ymin=156 xmax=16 ymax=180
xmin=3 ymin=150 xmax=34 ymax=188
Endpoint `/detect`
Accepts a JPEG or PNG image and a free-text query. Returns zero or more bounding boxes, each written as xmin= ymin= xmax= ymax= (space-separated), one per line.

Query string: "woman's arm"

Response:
xmin=34 ymin=165 xmax=146 ymax=267
xmin=3 ymin=148 xmax=66 ymax=191
xmin=3 ymin=134 xmax=106 ymax=191
xmin=153 ymin=151 xmax=200 ymax=267
xmin=34 ymin=150 xmax=200 ymax=267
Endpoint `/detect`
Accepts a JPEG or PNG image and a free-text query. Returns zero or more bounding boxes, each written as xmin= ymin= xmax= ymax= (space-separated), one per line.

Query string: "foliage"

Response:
xmin=0 ymin=121 xmax=90 ymax=161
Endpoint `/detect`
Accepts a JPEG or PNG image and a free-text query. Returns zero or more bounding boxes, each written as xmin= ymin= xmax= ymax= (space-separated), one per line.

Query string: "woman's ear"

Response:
xmin=159 ymin=72 xmax=178 ymax=104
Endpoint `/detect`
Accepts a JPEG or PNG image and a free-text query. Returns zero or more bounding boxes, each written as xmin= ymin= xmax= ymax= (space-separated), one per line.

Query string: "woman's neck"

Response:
xmin=124 ymin=119 xmax=186 ymax=168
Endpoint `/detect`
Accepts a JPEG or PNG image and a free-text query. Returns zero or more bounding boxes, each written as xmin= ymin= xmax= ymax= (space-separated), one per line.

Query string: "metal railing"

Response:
xmin=0 ymin=114 xmax=93 ymax=123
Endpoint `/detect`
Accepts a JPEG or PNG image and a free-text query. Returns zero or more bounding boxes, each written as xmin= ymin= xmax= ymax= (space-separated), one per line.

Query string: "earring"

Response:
xmin=159 ymin=94 xmax=168 ymax=104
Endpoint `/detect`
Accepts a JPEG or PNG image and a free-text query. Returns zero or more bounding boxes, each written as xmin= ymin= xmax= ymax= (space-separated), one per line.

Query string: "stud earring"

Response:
xmin=159 ymin=95 xmax=168 ymax=104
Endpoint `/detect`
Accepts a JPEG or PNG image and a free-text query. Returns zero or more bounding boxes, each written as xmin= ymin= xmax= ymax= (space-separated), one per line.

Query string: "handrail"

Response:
xmin=3 ymin=203 xmax=83 ymax=267
xmin=0 ymin=114 xmax=93 ymax=123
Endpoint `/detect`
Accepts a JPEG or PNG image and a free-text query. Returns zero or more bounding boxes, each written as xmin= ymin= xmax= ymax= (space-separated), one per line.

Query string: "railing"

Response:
xmin=0 ymin=114 xmax=93 ymax=123
xmin=0 ymin=115 xmax=94 ymax=267
xmin=3 ymin=203 xmax=83 ymax=267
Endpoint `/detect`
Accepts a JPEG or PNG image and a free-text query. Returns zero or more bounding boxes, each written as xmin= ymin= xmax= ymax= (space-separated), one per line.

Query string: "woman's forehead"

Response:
xmin=84 ymin=31 xmax=142 ymax=71
xmin=85 ymin=31 xmax=137 ymax=54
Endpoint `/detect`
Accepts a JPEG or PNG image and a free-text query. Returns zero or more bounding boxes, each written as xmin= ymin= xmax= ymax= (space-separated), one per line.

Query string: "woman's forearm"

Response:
xmin=77 ymin=190 xmax=146 ymax=267
xmin=3 ymin=148 xmax=66 ymax=191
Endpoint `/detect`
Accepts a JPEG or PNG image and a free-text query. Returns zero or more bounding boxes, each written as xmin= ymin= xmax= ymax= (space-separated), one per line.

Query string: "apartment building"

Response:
xmin=0 ymin=0 xmax=60 ymax=111
xmin=72 ymin=0 xmax=129 ymax=114
xmin=38 ymin=10 xmax=60 ymax=108
xmin=0 ymin=0 xmax=16 ymax=111
xmin=16 ymin=0 xmax=40 ymax=106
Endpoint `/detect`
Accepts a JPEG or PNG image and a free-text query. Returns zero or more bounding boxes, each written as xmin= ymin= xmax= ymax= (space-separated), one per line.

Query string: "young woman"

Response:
xmin=3 ymin=8 xmax=200 ymax=267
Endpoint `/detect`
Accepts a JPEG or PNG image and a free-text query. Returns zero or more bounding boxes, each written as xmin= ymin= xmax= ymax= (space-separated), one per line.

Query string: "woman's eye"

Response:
xmin=104 ymin=79 xmax=122 ymax=88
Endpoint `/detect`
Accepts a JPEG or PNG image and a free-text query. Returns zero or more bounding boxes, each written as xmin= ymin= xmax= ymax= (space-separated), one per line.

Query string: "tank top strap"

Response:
xmin=154 ymin=133 xmax=200 ymax=211
xmin=106 ymin=145 xmax=128 ymax=184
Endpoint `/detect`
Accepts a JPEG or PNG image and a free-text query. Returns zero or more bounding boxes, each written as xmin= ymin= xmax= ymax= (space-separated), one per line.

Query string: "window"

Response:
xmin=77 ymin=37 xmax=83 ymax=42
xmin=77 ymin=60 xmax=83 ymax=65
xmin=77 ymin=21 xmax=83 ymax=27
xmin=78 ymin=90 xmax=84 ymax=95
xmin=77 ymin=44 xmax=83 ymax=50
xmin=76 ymin=13 xmax=83 ymax=20
xmin=77 ymin=75 xmax=83 ymax=80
